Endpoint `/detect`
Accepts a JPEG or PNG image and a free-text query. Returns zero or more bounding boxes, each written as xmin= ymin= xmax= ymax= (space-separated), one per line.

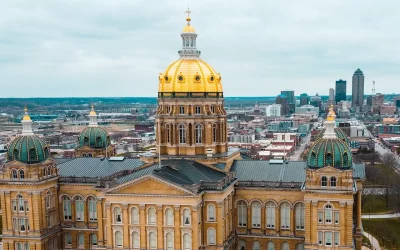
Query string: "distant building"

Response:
xmin=380 ymin=106 xmax=396 ymax=115
xmin=229 ymin=133 xmax=255 ymax=143
xmin=276 ymin=94 xmax=289 ymax=116
xmin=329 ymin=88 xmax=335 ymax=102
xmin=295 ymin=105 xmax=319 ymax=116
xmin=352 ymin=68 xmax=365 ymax=109
xmin=267 ymin=120 xmax=293 ymax=132
xmin=310 ymin=94 xmax=322 ymax=110
xmin=372 ymin=93 xmax=384 ymax=108
xmin=393 ymin=95 xmax=400 ymax=108
xmin=377 ymin=124 xmax=400 ymax=135
xmin=335 ymin=79 xmax=347 ymax=103
xmin=299 ymin=93 xmax=309 ymax=106
xmin=281 ymin=90 xmax=295 ymax=114
xmin=266 ymin=104 xmax=281 ymax=117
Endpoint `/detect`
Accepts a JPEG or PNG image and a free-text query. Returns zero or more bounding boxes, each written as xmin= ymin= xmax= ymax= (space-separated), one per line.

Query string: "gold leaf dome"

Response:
xmin=182 ymin=19 xmax=196 ymax=33
xmin=158 ymin=59 xmax=223 ymax=93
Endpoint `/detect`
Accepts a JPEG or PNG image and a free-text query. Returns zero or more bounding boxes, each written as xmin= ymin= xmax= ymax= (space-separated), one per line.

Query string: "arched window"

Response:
xmin=166 ymin=124 xmax=170 ymax=143
xmin=84 ymin=137 xmax=89 ymax=146
xmin=43 ymin=168 xmax=48 ymax=177
xmin=19 ymin=170 xmax=25 ymax=179
xmin=330 ymin=177 xmax=337 ymax=187
xmin=295 ymin=203 xmax=305 ymax=230
xmin=178 ymin=124 xmax=186 ymax=144
xmin=325 ymin=204 xmax=332 ymax=223
xmin=253 ymin=241 xmax=261 ymax=250
xmin=281 ymin=242 xmax=290 ymax=250
xmin=165 ymin=232 xmax=173 ymax=250
xmin=237 ymin=201 xmax=247 ymax=227
xmin=310 ymin=152 xmax=316 ymax=166
xmin=63 ymin=196 xmax=72 ymax=220
xmin=44 ymin=146 xmax=49 ymax=158
xmin=296 ymin=243 xmax=305 ymax=250
xmin=29 ymin=148 xmax=36 ymax=161
xmin=115 ymin=231 xmax=122 ymax=247
xmin=24 ymin=243 xmax=29 ymax=250
xmin=90 ymin=234 xmax=97 ymax=248
xmin=47 ymin=167 xmax=51 ymax=176
xmin=65 ymin=232 xmax=72 ymax=246
xmin=251 ymin=201 xmax=261 ymax=228
xmin=77 ymin=233 xmax=84 ymax=248
xmin=13 ymin=149 xmax=20 ymax=160
xmin=179 ymin=106 xmax=185 ymax=114
xmin=182 ymin=208 xmax=191 ymax=225
xmin=75 ymin=196 xmax=84 ymax=221
xmin=212 ymin=124 xmax=217 ymax=143
xmin=45 ymin=191 xmax=51 ymax=209
xmin=266 ymin=201 xmax=275 ymax=228
xmin=17 ymin=195 xmax=25 ymax=211
xmin=149 ymin=232 xmax=156 ymax=249
xmin=267 ymin=241 xmax=275 ymax=250
xmin=195 ymin=124 xmax=202 ymax=144
xmin=131 ymin=207 xmax=139 ymax=224
xmin=194 ymin=105 xmax=201 ymax=114
xmin=211 ymin=105 xmax=216 ymax=113
xmin=96 ymin=136 xmax=103 ymax=147
xmin=12 ymin=169 xmax=18 ymax=179
xmin=148 ymin=207 xmax=156 ymax=225
xmin=207 ymin=227 xmax=216 ymax=245
xmin=165 ymin=208 xmax=174 ymax=226
xmin=114 ymin=206 xmax=122 ymax=223
xmin=16 ymin=242 xmax=22 ymax=250
xmin=88 ymin=197 xmax=97 ymax=221
xmin=207 ymin=204 xmax=216 ymax=221
xmin=326 ymin=153 xmax=333 ymax=166
xmin=238 ymin=240 xmax=246 ymax=250
xmin=132 ymin=231 xmax=140 ymax=249
xmin=343 ymin=152 xmax=349 ymax=166
xmin=321 ymin=176 xmax=328 ymax=187
xmin=280 ymin=202 xmax=290 ymax=229
xmin=183 ymin=233 xmax=191 ymax=250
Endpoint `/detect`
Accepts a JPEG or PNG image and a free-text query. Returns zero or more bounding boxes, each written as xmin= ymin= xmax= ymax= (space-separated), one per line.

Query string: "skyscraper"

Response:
xmin=335 ymin=79 xmax=347 ymax=103
xmin=352 ymin=69 xmax=365 ymax=108
xmin=299 ymin=93 xmax=309 ymax=106
xmin=329 ymin=88 xmax=335 ymax=102
xmin=280 ymin=90 xmax=295 ymax=114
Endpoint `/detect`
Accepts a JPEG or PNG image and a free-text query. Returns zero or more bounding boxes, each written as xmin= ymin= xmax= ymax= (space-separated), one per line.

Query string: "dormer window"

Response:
xmin=330 ymin=177 xmax=337 ymax=187
xmin=321 ymin=176 xmax=327 ymax=187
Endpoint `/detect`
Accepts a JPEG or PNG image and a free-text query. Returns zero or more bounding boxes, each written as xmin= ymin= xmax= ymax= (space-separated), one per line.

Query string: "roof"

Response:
xmin=352 ymin=163 xmax=366 ymax=179
xmin=56 ymin=158 xmax=145 ymax=178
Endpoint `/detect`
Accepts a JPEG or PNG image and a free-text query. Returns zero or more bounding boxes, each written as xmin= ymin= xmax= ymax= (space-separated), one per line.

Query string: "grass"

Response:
xmin=362 ymin=235 xmax=371 ymax=248
xmin=363 ymin=219 xmax=400 ymax=249
xmin=362 ymin=195 xmax=393 ymax=214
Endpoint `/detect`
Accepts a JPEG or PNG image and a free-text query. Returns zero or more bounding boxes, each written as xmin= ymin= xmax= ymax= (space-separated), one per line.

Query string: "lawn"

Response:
xmin=363 ymin=219 xmax=400 ymax=249
xmin=362 ymin=195 xmax=394 ymax=214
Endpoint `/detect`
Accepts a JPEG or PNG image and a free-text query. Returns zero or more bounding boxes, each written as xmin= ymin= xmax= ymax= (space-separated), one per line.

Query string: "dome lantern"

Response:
xmin=323 ymin=105 xmax=336 ymax=139
xmin=178 ymin=8 xmax=201 ymax=59
xmin=21 ymin=107 xmax=34 ymax=136
xmin=88 ymin=105 xmax=98 ymax=127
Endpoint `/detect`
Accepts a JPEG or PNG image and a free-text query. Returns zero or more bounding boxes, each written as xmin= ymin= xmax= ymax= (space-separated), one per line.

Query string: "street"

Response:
xmin=291 ymin=133 xmax=311 ymax=161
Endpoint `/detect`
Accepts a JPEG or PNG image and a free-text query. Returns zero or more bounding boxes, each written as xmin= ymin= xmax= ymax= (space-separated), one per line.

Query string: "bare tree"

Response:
xmin=361 ymin=187 xmax=372 ymax=209
xmin=381 ymin=152 xmax=398 ymax=169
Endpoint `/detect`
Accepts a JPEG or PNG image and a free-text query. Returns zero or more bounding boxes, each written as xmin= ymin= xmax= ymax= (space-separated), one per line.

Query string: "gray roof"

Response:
xmin=352 ymin=163 xmax=366 ymax=179
xmin=231 ymin=160 xmax=307 ymax=183
xmin=56 ymin=158 xmax=145 ymax=178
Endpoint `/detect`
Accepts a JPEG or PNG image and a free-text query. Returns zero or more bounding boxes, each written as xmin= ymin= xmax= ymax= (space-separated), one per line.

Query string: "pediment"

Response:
xmin=107 ymin=176 xmax=194 ymax=196
xmin=314 ymin=166 xmax=344 ymax=174
xmin=5 ymin=160 xmax=27 ymax=168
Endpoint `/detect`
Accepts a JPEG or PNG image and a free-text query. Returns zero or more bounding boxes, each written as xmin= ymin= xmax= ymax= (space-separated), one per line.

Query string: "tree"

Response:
xmin=381 ymin=152 xmax=398 ymax=169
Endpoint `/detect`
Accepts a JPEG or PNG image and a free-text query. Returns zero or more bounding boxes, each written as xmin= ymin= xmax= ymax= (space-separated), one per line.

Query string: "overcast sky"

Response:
xmin=1 ymin=0 xmax=400 ymax=97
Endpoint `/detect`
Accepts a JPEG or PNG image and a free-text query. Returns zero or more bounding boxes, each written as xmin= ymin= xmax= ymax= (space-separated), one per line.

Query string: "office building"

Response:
xmin=352 ymin=69 xmax=365 ymax=109
xmin=299 ymin=93 xmax=309 ymax=106
xmin=329 ymin=88 xmax=335 ymax=102
xmin=335 ymin=79 xmax=347 ymax=103
xmin=266 ymin=104 xmax=281 ymax=117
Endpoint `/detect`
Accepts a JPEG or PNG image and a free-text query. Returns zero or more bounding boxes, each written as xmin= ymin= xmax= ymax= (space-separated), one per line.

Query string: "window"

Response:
xmin=165 ymin=232 xmax=173 ymax=250
xmin=195 ymin=124 xmax=202 ymax=144
xmin=212 ymin=124 xmax=217 ymax=143
xmin=165 ymin=208 xmax=174 ymax=226
xmin=183 ymin=233 xmax=191 ymax=250
xmin=131 ymin=207 xmax=139 ymax=224
xmin=281 ymin=242 xmax=289 ymax=250
xmin=326 ymin=153 xmax=333 ymax=166
xmin=208 ymin=204 xmax=216 ymax=221
xmin=24 ymin=243 xmax=29 ymax=250
xmin=251 ymin=201 xmax=261 ymax=228
xmin=78 ymin=233 xmax=84 ymax=248
xmin=253 ymin=241 xmax=261 ymax=250
xmin=325 ymin=231 xmax=332 ymax=246
xmin=266 ymin=202 xmax=275 ymax=228
xmin=267 ymin=242 xmax=275 ymax=250
xmin=12 ymin=169 xmax=18 ymax=179
xmin=88 ymin=197 xmax=97 ymax=221
xmin=178 ymin=124 xmax=186 ymax=144
xmin=148 ymin=207 xmax=156 ymax=225
xmin=343 ymin=152 xmax=349 ymax=166
xmin=318 ymin=231 xmax=323 ymax=245
xmin=47 ymin=167 xmax=51 ymax=176
xmin=330 ymin=177 xmax=337 ymax=187
xmin=114 ymin=207 xmax=122 ymax=223
xmin=295 ymin=203 xmax=305 ymax=230
xmin=325 ymin=204 xmax=332 ymax=223
xmin=238 ymin=240 xmax=246 ymax=250
xmin=321 ymin=176 xmax=327 ymax=187
xmin=334 ymin=211 xmax=339 ymax=224
xmin=166 ymin=106 xmax=171 ymax=113
xmin=115 ymin=231 xmax=122 ymax=247
xmin=65 ymin=233 xmax=72 ymax=246
xmin=183 ymin=208 xmax=191 ymax=225
xmin=149 ymin=232 xmax=156 ymax=249
xmin=45 ymin=191 xmax=51 ymax=209
xmin=280 ymin=202 xmax=290 ymax=229
xmin=17 ymin=195 xmax=25 ymax=211
xmin=207 ymin=228 xmax=216 ymax=245
xmin=296 ymin=243 xmax=304 ymax=250
xmin=132 ymin=232 xmax=140 ymax=249
xmin=91 ymin=234 xmax=97 ymax=248
xmin=166 ymin=124 xmax=170 ymax=143
xmin=16 ymin=243 xmax=22 ymax=250
xmin=195 ymin=106 xmax=201 ymax=114
xmin=334 ymin=232 xmax=340 ymax=246
xmin=19 ymin=170 xmax=25 ymax=179
xmin=47 ymin=214 xmax=52 ymax=228
xmin=63 ymin=196 xmax=72 ymax=220
xmin=318 ymin=211 xmax=323 ymax=223
xmin=179 ymin=106 xmax=185 ymax=114
xmin=211 ymin=105 xmax=216 ymax=113
xmin=75 ymin=197 xmax=84 ymax=221
xmin=19 ymin=218 xmax=26 ymax=231
xmin=237 ymin=201 xmax=247 ymax=227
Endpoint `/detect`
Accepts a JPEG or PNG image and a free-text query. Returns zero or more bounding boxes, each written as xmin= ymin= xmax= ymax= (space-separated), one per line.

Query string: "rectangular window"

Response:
xmin=19 ymin=218 xmax=26 ymax=231
xmin=318 ymin=231 xmax=323 ymax=246
xmin=334 ymin=212 xmax=339 ymax=224
xmin=89 ymin=201 xmax=97 ymax=221
xmin=13 ymin=218 xmax=18 ymax=231
xmin=252 ymin=205 xmax=261 ymax=228
xmin=266 ymin=206 xmax=275 ymax=229
xmin=179 ymin=106 xmax=185 ymax=114
xmin=76 ymin=201 xmax=84 ymax=221
xmin=334 ymin=232 xmax=339 ymax=246
xmin=318 ymin=211 xmax=323 ymax=223
xmin=47 ymin=214 xmax=51 ymax=228
xmin=238 ymin=205 xmax=247 ymax=227
xmin=12 ymin=200 xmax=17 ymax=211
xmin=325 ymin=232 xmax=332 ymax=246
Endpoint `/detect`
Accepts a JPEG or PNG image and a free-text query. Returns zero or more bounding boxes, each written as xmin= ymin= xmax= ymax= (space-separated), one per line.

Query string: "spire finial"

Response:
xmin=185 ymin=7 xmax=192 ymax=23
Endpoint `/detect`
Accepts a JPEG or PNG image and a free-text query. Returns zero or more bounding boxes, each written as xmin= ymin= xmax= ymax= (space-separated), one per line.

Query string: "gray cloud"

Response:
xmin=0 ymin=0 xmax=399 ymax=97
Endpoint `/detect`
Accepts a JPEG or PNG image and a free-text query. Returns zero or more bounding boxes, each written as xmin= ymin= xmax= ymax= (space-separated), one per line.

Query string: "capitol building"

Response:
xmin=0 ymin=11 xmax=365 ymax=250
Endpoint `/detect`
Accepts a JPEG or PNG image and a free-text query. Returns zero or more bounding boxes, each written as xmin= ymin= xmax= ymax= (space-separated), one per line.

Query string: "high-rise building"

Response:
xmin=280 ymin=90 xmax=295 ymax=114
xmin=329 ymin=88 xmax=335 ymax=102
xmin=352 ymin=69 xmax=365 ymax=108
xmin=335 ymin=79 xmax=347 ymax=103
xmin=266 ymin=104 xmax=281 ymax=117
xmin=299 ymin=93 xmax=309 ymax=106
xmin=276 ymin=94 xmax=289 ymax=116
xmin=310 ymin=93 xmax=322 ymax=110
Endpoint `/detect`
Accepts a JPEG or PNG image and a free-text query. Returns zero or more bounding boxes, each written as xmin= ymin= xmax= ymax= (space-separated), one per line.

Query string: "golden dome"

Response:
xmin=326 ymin=105 xmax=336 ymax=121
xmin=22 ymin=107 xmax=31 ymax=121
xmin=183 ymin=22 xmax=196 ymax=33
xmin=158 ymin=59 xmax=223 ymax=93
xmin=89 ymin=105 xmax=97 ymax=116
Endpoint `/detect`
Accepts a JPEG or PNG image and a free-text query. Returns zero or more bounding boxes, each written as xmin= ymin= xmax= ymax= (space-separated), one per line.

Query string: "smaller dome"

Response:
xmin=7 ymin=135 xmax=50 ymax=164
xmin=89 ymin=105 xmax=96 ymax=116
xmin=183 ymin=23 xmax=196 ymax=33
xmin=78 ymin=127 xmax=110 ymax=149
xmin=307 ymin=138 xmax=352 ymax=169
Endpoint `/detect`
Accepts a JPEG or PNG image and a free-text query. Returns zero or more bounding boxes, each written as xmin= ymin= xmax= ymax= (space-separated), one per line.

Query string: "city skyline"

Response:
xmin=1 ymin=1 xmax=400 ymax=97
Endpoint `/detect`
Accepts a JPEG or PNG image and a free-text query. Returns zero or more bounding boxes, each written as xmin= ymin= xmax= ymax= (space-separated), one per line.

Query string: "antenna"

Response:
xmin=372 ymin=81 xmax=376 ymax=95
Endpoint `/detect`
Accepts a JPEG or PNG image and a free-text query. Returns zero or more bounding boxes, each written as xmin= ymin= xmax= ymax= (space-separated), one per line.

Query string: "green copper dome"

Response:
xmin=7 ymin=135 xmax=50 ymax=164
xmin=307 ymin=138 xmax=352 ymax=169
xmin=78 ymin=127 xmax=110 ymax=149
xmin=317 ymin=127 xmax=350 ymax=145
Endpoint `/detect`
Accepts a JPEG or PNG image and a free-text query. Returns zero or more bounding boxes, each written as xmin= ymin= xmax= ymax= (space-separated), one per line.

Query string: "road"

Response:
xmin=362 ymin=213 xmax=400 ymax=219
xmin=364 ymin=232 xmax=381 ymax=250
xmin=291 ymin=133 xmax=311 ymax=161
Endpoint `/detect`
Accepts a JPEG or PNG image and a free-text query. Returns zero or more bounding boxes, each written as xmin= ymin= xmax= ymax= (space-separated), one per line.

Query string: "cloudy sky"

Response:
xmin=1 ymin=0 xmax=400 ymax=97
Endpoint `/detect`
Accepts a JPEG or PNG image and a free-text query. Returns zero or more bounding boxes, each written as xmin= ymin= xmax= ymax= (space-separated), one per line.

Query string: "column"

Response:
xmin=139 ymin=204 xmax=146 ymax=249
xmin=356 ymin=191 xmax=362 ymax=233
xmin=33 ymin=191 xmax=42 ymax=231
xmin=290 ymin=207 xmax=294 ymax=235
xmin=339 ymin=201 xmax=346 ymax=246
xmin=71 ymin=200 xmax=76 ymax=223
xmin=97 ymin=199 xmax=104 ymax=247
xmin=247 ymin=204 xmax=251 ymax=232
xmin=217 ymin=201 xmax=224 ymax=245
xmin=3 ymin=191 xmax=11 ymax=232
xmin=192 ymin=205 xmax=199 ymax=250
xmin=123 ymin=204 xmax=129 ymax=248
xmin=157 ymin=205 xmax=163 ymax=249
xmin=346 ymin=201 xmax=354 ymax=246
xmin=311 ymin=201 xmax=318 ymax=244
xmin=174 ymin=205 xmax=181 ymax=249
xmin=261 ymin=206 xmax=266 ymax=233
xmin=42 ymin=196 xmax=47 ymax=228
xmin=275 ymin=205 xmax=280 ymax=234
xmin=105 ymin=203 xmax=112 ymax=248
xmin=304 ymin=200 xmax=311 ymax=244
